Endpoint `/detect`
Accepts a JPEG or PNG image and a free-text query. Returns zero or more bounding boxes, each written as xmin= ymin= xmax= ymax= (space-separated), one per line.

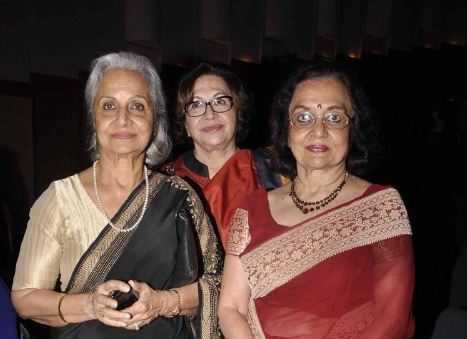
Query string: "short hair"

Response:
xmin=174 ymin=62 xmax=252 ymax=147
xmin=270 ymin=62 xmax=380 ymax=178
xmin=84 ymin=51 xmax=171 ymax=166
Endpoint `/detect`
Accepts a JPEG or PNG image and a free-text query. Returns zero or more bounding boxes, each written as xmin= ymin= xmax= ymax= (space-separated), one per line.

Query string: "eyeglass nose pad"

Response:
xmin=204 ymin=103 xmax=216 ymax=118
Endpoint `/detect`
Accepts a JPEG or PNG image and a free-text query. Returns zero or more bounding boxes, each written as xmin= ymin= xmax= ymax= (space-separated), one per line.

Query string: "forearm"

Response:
xmin=156 ymin=282 xmax=198 ymax=317
xmin=219 ymin=307 xmax=254 ymax=339
xmin=175 ymin=282 xmax=198 ymax=316
xmin=12 ymin=289 xmax=93 ymax=327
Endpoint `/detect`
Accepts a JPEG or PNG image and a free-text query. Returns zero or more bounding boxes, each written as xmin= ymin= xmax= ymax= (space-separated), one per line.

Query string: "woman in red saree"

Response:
xmin=219 ymin=63 xmax=415 ymax=338
xmin=166 ymin=63 xmax=285 ymax=248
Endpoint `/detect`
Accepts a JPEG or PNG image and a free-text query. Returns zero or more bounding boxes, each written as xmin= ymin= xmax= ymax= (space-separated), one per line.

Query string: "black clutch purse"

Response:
xmin=171 ymin=208 xmax=199 ymax=287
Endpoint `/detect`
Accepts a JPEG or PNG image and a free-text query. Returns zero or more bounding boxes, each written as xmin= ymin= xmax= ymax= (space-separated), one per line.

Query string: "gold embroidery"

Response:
xmin=241 ymin=188 xmax=412 ymax=298
xmin=168 ymin=176 xmax=223 ymax=339
xmin=247 ymin=297 xmax=266 ymax=339
xmin=226 ymin=209 xmax=251 ymax=255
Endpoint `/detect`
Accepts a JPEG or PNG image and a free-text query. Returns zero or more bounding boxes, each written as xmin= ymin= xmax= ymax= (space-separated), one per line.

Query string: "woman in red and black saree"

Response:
xmin=219 ymin=63 xmax=415 ymax=338
xmin=165 ymin=63 xmax=286 ymax=248
xmin=11 ymin=52 xmax=222 ymax=339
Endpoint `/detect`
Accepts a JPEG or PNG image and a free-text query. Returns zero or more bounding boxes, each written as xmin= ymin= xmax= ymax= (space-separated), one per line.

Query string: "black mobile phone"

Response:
xmin=110 ymin=287 xmax=140 ymax=310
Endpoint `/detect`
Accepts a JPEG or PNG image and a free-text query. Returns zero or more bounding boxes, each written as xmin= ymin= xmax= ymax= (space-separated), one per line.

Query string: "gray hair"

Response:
xmin=84 ymin=51 xmax=171 ymax=166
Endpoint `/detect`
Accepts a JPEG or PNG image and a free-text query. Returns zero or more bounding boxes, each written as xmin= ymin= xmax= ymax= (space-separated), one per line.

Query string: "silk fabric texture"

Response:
xmin=14 ymin=172 xmax=222 ymax=339
xmin=227 ymin=184 xmax=415 ymax=338
xmin=172 ymin=149 xmax=283 ymax=248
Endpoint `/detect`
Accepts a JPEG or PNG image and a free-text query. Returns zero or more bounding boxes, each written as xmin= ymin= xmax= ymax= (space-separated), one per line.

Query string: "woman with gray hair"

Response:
xmin=11 ymin=51 xmax=222 ymax=339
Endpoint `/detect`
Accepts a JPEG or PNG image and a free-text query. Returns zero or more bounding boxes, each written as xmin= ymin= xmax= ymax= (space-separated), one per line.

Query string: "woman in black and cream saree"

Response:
xmin=11 ymin=52 xmax=222 ymax=339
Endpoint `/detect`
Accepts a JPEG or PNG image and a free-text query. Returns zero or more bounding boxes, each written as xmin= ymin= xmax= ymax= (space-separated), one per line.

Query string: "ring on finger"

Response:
xmin=134 ymin=322 xmax=140 ymax=331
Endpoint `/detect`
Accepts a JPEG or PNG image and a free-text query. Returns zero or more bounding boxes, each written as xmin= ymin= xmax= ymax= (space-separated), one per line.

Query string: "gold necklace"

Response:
xmin=289 ymin=172 xmax=349 ymax=214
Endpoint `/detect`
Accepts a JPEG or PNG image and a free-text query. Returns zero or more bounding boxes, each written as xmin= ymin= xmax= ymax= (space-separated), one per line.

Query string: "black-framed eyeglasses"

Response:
xmin=184 ymin=96 xmax=234 ymax=117
xmin=289 ymin=111 xmax=351 ymax=130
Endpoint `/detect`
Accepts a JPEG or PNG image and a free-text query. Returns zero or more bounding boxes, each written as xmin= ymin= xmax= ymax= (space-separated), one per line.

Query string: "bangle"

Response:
xmin=165 ymin=289 xmax=181 ymax=318
xmin=58 ymin=294 xmax=69 ymax=323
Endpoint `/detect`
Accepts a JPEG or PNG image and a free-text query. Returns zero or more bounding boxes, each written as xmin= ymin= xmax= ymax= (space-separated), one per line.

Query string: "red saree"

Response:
xmin=227 ymin=184 xmax=415 ymax=339
xmin=173 ymin=149 xmax=283 ymax=248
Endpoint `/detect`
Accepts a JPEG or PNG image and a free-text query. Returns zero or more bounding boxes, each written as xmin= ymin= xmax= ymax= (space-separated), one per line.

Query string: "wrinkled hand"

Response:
xmin=122 ymin=280 xmax=172 ymax=331
xmin=85 ymin=280 xmax=132 ymax=327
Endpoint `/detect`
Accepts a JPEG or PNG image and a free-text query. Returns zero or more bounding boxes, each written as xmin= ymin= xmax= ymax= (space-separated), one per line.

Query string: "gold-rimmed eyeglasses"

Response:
xmin=289 ymin=111 xmax=351 ymax=130
xmin=184 ymin=96 xmax=234 ymax=117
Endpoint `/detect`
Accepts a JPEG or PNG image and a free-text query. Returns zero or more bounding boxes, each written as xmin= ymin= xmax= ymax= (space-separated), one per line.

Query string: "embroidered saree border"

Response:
xmin=241 ymin=188 xmax=412 ymax=299
xmin=246 ymin=298 xmax=266 ymax=339
xmin=67 ymin=173 xmax=166 ymax=293
xmin=168 ymin=176 xmax=223 ymax=339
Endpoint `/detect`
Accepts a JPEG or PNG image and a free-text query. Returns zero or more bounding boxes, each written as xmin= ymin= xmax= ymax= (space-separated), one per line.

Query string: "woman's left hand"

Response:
xmin=121 ymin=280 xmax=172 ymax=331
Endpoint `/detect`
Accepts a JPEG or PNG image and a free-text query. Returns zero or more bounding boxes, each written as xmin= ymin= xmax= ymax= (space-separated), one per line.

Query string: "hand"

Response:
xmin=122 ymin=280 xmax=173 ymax=331
xmin=85 ymin=280 xmax=132 ymax=327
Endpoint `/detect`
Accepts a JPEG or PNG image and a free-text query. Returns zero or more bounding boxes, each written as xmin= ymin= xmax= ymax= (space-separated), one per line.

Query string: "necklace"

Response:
xmin=93 ymin=160 xmax=149 ymax=232
xmin=289 ymin=172 xmax=349 ymax=214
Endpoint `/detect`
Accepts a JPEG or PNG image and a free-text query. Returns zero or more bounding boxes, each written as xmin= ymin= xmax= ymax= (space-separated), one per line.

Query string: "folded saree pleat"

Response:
xmin=53 ymin=173 xmax=222 ymax=339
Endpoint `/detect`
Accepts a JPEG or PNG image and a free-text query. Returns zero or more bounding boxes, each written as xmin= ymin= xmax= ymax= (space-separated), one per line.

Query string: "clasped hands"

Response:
xmin=86 ymin=279 xmax=177 ymax=331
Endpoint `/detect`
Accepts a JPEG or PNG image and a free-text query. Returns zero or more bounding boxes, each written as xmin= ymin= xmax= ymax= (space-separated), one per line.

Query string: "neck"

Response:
xmin=96 ymin=155 xmax=146 ymax=190
xmin=295 ymin=167 xmax=347 ymax=197
xmin=193 ymin=143 xmax=238 ymax=178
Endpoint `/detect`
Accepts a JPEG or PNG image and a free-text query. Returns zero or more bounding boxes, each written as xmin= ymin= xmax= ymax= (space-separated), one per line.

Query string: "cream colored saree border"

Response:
xmin=240 ymin=187 xmax=412 ymax=299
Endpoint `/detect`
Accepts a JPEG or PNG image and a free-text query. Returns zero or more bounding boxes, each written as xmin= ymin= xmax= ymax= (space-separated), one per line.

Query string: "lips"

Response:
xmin=201 ymin=124 xmax=223 ymax=133
xmin=306 ymin=144 xmax=329 ymax=152
xmin=111 ymin=131 xmax=136 ymax=139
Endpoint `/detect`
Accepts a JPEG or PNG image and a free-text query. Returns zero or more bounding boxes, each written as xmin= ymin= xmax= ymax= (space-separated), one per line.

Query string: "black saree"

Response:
xmin=52 ymin=172 xmax=222 ymax=339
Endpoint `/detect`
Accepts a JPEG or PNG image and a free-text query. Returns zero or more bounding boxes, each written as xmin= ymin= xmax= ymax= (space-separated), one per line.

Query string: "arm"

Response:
xmin=123 ymin=280 xmax=198 ymax=329
xmin=12 ymin=280 xmax=133 ymax=327
xmin=11 ymin=183 xmax=132 ymax=328
xmin=219 ymin=254 xmax=254 ymax=339
xmin=358 ymin=235 xmax=415 ymax=339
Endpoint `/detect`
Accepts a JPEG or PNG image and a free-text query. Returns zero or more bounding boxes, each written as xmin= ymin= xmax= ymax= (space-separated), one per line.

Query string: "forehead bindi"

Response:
xmin=290 ymin=79 xmax=351 ymax=112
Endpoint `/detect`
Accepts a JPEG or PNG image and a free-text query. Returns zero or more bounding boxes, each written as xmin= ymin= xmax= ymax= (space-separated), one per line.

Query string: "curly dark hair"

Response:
xmin=270 ymin=62 xmax=381 ymax=179
xmin=173 ymin=62 xmax=252 ymax=148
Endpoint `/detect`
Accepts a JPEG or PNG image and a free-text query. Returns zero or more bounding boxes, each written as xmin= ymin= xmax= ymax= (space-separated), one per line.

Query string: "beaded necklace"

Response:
xmin=289 ymin=172 xmax=349 ymax=214
xmin=93 ymin=160 xmax=149 ymax=232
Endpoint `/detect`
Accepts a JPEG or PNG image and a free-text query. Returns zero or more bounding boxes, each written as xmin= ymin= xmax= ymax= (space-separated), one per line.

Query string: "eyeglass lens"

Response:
xmin=291 ymin=111 xmax=349 ymax=130
xmin=185 ymin=96 xmax=233 ymax=117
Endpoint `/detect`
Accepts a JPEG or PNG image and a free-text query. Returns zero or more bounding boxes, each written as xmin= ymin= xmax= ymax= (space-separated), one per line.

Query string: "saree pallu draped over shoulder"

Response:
xmin=227 ymin=186 xmax=415 ymax=339
xmin=53 ymin=173 xmax=222 ymax=339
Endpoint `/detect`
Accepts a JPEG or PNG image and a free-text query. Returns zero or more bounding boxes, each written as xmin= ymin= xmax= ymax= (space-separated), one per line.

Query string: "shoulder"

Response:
xmin=157 ymin=157 xmax=180 ymax=176
xmin=251 ymin=148 xmax=284 ymax=190
xmin=163 ymin=174 xmax=206 ymax=209
xmin=165 ymin=174 xmax=194 ymax=192
xmin=32 ymin=174 xmax=80 ymax=211
xmin=237 ymin=187 xmax=268 ymax=210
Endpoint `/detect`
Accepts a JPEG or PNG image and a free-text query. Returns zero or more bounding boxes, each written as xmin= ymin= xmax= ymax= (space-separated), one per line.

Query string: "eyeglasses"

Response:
xmin=289 ymin=111 xmax=351 ymax=130
xmin=184 ymin=96 xmax=234 ymax=117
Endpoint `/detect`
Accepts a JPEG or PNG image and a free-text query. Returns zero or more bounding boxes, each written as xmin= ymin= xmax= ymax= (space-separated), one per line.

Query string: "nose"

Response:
xmin=309 ymin=117 xmax=327 ymax=137
xmin=203 ymin=103 xmax=216 ymax=120
xmin=117 ymin=107 xmax=130 ymax=125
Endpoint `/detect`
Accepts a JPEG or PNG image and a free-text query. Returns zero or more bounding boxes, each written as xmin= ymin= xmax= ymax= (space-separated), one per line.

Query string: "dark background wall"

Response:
xmin=1 ymin=0 xmax=466 ymax=338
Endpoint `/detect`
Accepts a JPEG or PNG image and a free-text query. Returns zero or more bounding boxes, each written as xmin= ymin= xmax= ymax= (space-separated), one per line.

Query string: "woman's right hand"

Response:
xmin=86 ymin=280 xmax=133 ymax=327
